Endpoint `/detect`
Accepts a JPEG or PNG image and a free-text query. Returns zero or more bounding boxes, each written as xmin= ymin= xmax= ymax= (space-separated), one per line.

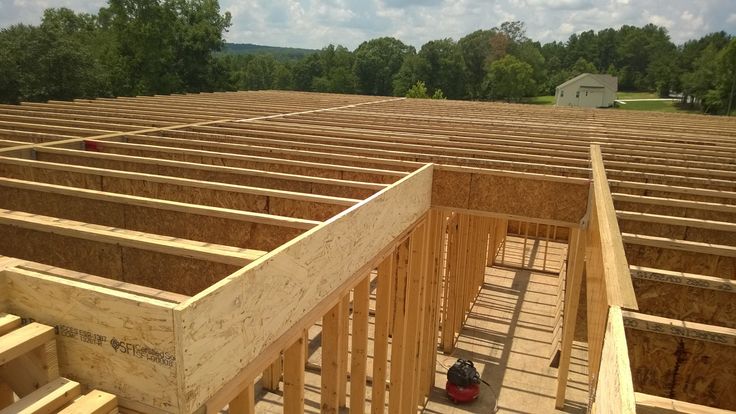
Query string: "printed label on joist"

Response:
xmin=622 ymin=312 xmax=736 ymax=347
xmin=4 ymin=268 xmax=180 ymax=412
xmin=21 ymin=317 xmax=177 ymax=368
xmin=631 ymin=268 xmax=735 ymax=292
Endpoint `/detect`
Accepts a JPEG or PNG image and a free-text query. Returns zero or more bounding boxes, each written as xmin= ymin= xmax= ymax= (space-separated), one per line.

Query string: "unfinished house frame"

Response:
xmin=0 ymin=90 xmax=734 ymax=414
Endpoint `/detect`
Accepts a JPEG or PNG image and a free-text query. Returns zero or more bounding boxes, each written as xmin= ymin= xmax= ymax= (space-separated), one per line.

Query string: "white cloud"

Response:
xmin=645 ymin=12 xmax=674 ymax=30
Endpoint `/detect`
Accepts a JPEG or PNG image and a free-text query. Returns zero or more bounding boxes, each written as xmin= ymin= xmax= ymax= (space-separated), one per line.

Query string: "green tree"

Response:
xmin=405 ymin=80 xmax=429 ymax=98
xmin=483 ymin=55 xmax=535 ymax=102
xmin=100 ymin=0 xmax=231 ymax=95
xmin=431 ymin=89 xmax=446 ymax=100
xmin=242 ymin=54 xmax=276 ymax=90
xmin=570 ymin=57 xmax=597 ymax=76
xmin=720 ymin=39 xmax=736 ymax=115
xmin=353 ymin=37 xmax=413 ymax=96
xmin=458 ymin=29 xmax=496 ymax=99
xmin=414 ymin=39 xmax=465 ymax=99
xmin=392 ymin=53 xmax=423 ymax=96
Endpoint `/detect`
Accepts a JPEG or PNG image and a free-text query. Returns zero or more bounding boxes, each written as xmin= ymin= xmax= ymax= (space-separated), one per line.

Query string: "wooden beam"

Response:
xmin=0 ymin=314 xmax=21 ymax=336
xmin=622 ymin=233 xmax=736 ymax=257
xmin=338 ymin=295 xmax=349 ymax=408
xmin=261 ymin=354 xmax=282 ymax=392
xmin=622 ymin=310 xmax=736 ymax=347
xmin=228 ymin=383 xmax=255 ymax=414
xmin=349 ymin=275 xmax=370 ymax=414
xmin=95 ymin=138 xmax=408 ymax=178
xmin=555 ymin=227 xmax=586 ymax=408
xmin=371 ymin=256 xmax=393 ymax=414
xmin=610 ymin=181 xmax=736 ymax=202
xmin=57 ymin=390 xmax=118 ymax=414
xmin=402 ymin=219 xmax=428 ymax=412
xmin=0 ymin=377 xmax=80 ymax=414
xmin=283 ymin=336 xmax=305 ymax=414
xmin=589 ymin=306 xmax=636 ymax=414
xmin=617 ymin=210 xmax=736 ymax=232
xmin=590 ymin=144 xmax=638 ymax=309
xmin=388 ymin=238 xmax=409 ymax=414
xmin=630 ymin=265 xmax=736 ymax=293
xmin=612 ymin=193 xmax=736 ymax=214
xmin=0 ymin=177 xmax=320 ymax=230
xmin=321 ymin=300 xmax=344 ymax=414
xmin=36 ymin=147 xmax=387 ymax=191
xmin=0 ymin=156 xmax=358 ymax=208
xmin=0 ymin=209 xmax=264 ymax=266
xmin=635 ymin=392 xmax=736 ymax=414
xmin=0 ymin=323 xmax=54 ymax=366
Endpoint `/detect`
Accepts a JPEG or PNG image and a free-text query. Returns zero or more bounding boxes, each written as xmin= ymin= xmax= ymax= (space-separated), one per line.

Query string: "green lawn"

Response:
xmin=615 ymin=99 xmax=702 ymax=114
xmin=524 ymin=92 xmax=706 ymax=114
xmin=615 ymin=100 xmax=678 ymax=112
xmin=525 ymin=95 xmax=555 ymax=105
xmin=615 ymin=91 xmax=660 ymax=100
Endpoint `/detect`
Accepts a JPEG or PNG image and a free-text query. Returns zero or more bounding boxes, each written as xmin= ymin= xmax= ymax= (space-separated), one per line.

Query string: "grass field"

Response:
xmin=615 ymin=100 xmax=679 ymax=112
xmin=524 ymin=91 xmax=704 ymax=114
xmin=615 ymin=91 xmax=660 ymax=99
xmin=526 ymin=95 xmax=555 ymax=105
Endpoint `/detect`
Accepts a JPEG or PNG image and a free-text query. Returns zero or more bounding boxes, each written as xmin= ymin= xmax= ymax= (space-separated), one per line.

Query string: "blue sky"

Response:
xmin=1 ymin=0 xmax=734 ymax=49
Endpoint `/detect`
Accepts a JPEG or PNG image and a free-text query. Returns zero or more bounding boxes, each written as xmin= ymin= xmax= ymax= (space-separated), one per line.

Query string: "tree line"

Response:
xmin=0 ymin=1 xmax=734 ymax=114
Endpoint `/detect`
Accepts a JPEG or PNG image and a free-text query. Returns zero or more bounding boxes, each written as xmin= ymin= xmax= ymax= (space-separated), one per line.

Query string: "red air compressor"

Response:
xmin=445 ymin=359 xmax=481 ymax=403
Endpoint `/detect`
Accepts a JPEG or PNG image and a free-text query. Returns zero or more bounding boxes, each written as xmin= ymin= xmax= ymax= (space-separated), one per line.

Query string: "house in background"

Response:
xmin=555 ymin=73 xmax=618 ymax=108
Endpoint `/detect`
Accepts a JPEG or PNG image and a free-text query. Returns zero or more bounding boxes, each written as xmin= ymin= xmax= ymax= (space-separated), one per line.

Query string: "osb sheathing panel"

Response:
xmin=612 ymin=189 xmax=736 ymax=208
xmin=626 ymin=329 xmax=679 ymax=398
xmin=2 ymin=270 xmax=179 ymax=411
xmin=0 ymin=187 xmax=125 ymax=228
xmin=431 ymin=169 xmax=589 ymax=223
xmin=310 ymin=182 xmax=375 ymax=199
xmin=633 ymin=279 xmax=736 ymax=328
xmin=0 ymin=186 xmax=302 ymax=251
xmin=268 ymin=197 xmax=345 ymax=221
xmin=0 ymin=161 xmax=102 ymax=190
xmin=0 ymin=225 xmax=238 ymax=296
xmin=673 ymin=340 xmax=736 ymax=410
xmin=341 ymin=171 xmax=397 ymax=185
xmin=120 ymin=247 xmax=238 ymax=296
xmin=102 ymin=176 xmax=341 ymax=221
xmin=114 ymin=144 xmax=399 ymax=184
xmin=38 ymin=150 xmax=376 ymax=199
xmin=125 ymin=206 xmax=302 ymax=251
xmin=36 ymin=151 xmax=160 ymax=175
xmin=619 ymin=220 xmax=736 ymax=247
xmin=0 ymin=226 xmax=124 ymax=278
xmin=627 ymin=330 xmax=736 ymax=410
xmin=625 ymin=244 xmax=736 ymax=279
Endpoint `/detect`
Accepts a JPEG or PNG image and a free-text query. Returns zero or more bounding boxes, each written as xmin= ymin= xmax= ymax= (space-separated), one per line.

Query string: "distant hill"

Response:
xmin=222 ymin=43 xmax=317 ymax=61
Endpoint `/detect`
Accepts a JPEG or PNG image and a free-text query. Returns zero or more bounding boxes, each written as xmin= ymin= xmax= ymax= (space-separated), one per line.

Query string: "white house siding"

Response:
xmin=555 ymin=74 xmax=617 ymax=108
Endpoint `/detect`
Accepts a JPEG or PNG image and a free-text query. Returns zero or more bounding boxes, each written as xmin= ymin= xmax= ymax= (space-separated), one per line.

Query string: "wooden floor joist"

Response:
xmin=0 ymin=91 xmax=733 ymax=414
xmin=0 ymin=209 xmax=265 ymax=266
xmin=622 ymin=310 xmax=736 ymax=347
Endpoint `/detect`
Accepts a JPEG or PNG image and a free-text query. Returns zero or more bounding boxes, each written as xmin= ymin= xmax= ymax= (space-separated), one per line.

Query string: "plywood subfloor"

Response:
xmin=246 ymin=243 xmax=588 ymax=414
xmin=424 ymin=266 xmax=589 ymax=414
